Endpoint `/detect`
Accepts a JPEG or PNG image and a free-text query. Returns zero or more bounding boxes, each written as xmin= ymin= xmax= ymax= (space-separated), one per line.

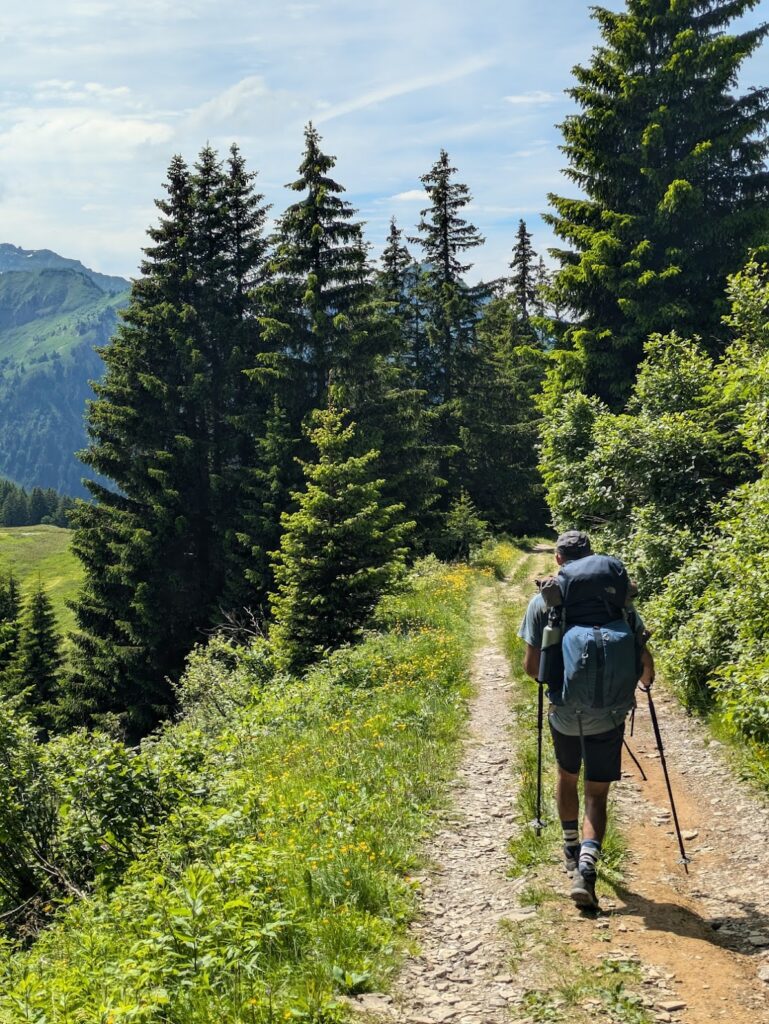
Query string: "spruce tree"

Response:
xmin=7 ymin=583 xmax=62 ymax=733
xmin=375 ymin=219 xmax=443 ymax=547
xmin=410 ymin=149 xmax=486 ymax=405
xmin=409 ymin=150 xmax=487 ymax=513
xmin=459 ymin=297 xmax=547 ymax=533
xmin=0 ymin=574 xmax=21 ymax=681
xmin=262 ymin=123 xmax=376 ymax=410
xmin=270 ymin=405 xmax=411 ymax=671
xmin=546 ymin=0 xmax=769 ymax=404
xmin=67 ymin=146 xmax=271 ymax=737
xmin=510 ymin=219 xmax=537 ymax=330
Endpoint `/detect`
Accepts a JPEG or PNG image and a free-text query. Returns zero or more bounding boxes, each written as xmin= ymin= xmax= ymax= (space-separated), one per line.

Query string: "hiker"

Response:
xmin=518 ymin=530 xmax=655 ymax=910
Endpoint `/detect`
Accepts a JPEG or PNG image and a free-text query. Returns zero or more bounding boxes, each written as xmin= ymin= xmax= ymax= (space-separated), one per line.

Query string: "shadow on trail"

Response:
xmin=606 ymin=883 xmax=765 ymax=954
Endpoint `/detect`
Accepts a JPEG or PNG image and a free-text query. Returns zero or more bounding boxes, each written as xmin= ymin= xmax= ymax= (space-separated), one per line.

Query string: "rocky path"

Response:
xmin=346 ymin=549 xmax=769 ymax=1024
xmin=347 ymin=569 xmax=533 ymax=1023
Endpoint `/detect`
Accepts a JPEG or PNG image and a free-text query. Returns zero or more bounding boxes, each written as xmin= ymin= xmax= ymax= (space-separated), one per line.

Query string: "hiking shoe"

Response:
xmin=563 ymin=843 xmax=581 ymax=874
xmin=570 ymin=869 xmax=599 ymax=910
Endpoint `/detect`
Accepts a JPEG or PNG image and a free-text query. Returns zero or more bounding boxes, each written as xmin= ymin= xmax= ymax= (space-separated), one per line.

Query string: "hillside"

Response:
xmin=0 ymin=248 xmax=130 ymax=496
xmin=0 ymin=525 xmax=81 ymax=636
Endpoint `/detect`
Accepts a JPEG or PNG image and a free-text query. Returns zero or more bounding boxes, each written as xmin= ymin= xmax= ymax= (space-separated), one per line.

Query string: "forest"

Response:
xmin=1 ymin=0 xmax=769 ymax=1020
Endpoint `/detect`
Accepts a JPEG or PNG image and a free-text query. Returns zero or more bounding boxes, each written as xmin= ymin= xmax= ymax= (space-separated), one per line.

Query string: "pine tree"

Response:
xmin=263 ymin=123 xmax=376 ymax=411
xmin=67 ymin=146 xmax=271 ymax=737
xmin=7 ymin=583 xmax=62 ymax=733
xmin=546 ymin=0 xmax=769 ymax=404
xmin=379 ymin=218 xmax=415 ymax=322
xmin=28 ymin=488 xmax=48 ymax=525
xmin=0 ymin=574 xmax=21 ymax=681
xmin=375 ymin=219 xmax=443 ymax=547
xmin=459 ymin=297 xmax=547 ymax=533
xmin=439 ymin=491 xmax=489 ymax=561
xmin=509 ymin=219 xmax=537 ymax=330
xmin=270 ymin=405 xmax=411 ymax=671
xmin=410 ymin=149 xmax=486 ymax=405
xmin=409 ymin=150 xmax=488 ymax=516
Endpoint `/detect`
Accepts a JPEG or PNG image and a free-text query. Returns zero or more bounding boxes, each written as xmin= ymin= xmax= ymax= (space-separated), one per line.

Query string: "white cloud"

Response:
xmin=391 ymin=189 xmax=428 ymax=202
xmin=34 ymin=79 xmax=133 ymax=103
xmin=0 ymin=108 xmax=172 ymax=162
xmin=504 ymin=90 xmax=559 ymax=106
xmin=315 ymin=54 xmax=497 ymax=124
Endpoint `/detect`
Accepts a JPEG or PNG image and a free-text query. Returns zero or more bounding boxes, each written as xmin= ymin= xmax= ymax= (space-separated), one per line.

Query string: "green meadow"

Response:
xmin=0 ymin=526 xmax=81 ymax=636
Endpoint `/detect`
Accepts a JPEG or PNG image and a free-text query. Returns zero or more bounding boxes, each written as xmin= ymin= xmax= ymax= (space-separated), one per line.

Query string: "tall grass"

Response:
xmin=0 ymin=558 xmax=477 ymax=1023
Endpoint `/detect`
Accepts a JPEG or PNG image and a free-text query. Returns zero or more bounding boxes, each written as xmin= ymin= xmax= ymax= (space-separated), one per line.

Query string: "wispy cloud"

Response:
xmin=315 ymin=54 xmax=497 ymax=124
xmin=504 ymin=90 xmax=559 ymax=106
xmin=391 ymin=189 xmax=428 ymax=202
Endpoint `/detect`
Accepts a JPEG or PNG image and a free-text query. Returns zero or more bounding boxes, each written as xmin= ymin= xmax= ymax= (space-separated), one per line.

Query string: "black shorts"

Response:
xmin=549 ymin=722 xmax=625 ymax=783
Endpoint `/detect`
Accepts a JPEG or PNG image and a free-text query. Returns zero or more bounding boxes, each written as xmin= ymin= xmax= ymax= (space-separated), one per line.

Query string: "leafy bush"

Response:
xmin=647 ymin=477 xmax=769 ymax=722
xmin=0 ymin=558 xmax=476 ymax=1022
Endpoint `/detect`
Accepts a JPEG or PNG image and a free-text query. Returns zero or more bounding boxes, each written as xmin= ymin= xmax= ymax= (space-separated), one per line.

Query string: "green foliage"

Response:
xmin=539 ymin=324 xmax=756 ymax=594
xmin=4 ymin=583 xmax=62 ymax=732
xmin=462 ymin=297 xmax=547 ymax=532
xmin=647 ymin=476 xmax=769 ymax=718
xmin=409 ymin=149 xmax=488 ymax=504
xmin=0 ymin=558 xmax=475 ymax=1022
xmin=470 ymin=538 xmax=522 ymax=581
xmin=546 ymin=0 xmax=769 ymax=403
xmin=0 ymin=526 xmax=81 ymax=638
xmin=270 ymin=406 xmax=412 ymax=671
xmin=434 ymin=491 xmax=489 ymax=562
xmin=66 ymin=144 xmax=271 ymax=738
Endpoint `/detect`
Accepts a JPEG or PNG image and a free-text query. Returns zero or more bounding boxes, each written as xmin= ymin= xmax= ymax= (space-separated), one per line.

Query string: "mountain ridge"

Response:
xmin=0 ymin=245 xmax=130 ymax=496
xmin=0 ymin=243 xmax=129 ymax=294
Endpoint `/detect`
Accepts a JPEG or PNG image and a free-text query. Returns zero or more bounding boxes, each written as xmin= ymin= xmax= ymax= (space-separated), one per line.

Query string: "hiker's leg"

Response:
xmin=549 ymin=723 xmax=582 ymax=820
xmin=555 ymin=766 xmax=580 ymax=821
xmin=578 ymin=726 xmax=624 ymax=883
xmin=582 ymin=780 xmax=610 ymax=843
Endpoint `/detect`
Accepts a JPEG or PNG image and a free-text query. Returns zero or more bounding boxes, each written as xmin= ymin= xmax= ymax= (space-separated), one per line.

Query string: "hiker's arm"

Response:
xmin=639 ymin=645 xmax=655 ymax=688
xmin=524 ymin=643 xmax=540 ymax=681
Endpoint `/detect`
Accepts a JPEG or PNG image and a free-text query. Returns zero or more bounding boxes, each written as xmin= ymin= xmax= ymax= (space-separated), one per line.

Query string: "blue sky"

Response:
xmin=0 ymin=0 xmax=766 ymax=282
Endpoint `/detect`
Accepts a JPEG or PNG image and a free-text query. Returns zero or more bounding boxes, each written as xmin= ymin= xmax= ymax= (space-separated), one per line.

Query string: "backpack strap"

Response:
xmin=592 ymin=626 xmax=605 ymax=708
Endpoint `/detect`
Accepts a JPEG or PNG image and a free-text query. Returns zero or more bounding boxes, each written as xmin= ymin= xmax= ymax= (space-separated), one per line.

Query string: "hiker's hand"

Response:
xmin=638 ymin=647 xmax=655 ymax=690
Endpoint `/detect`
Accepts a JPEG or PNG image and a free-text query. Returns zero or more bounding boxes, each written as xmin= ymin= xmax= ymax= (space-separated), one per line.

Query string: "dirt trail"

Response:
xmin=347 ymin=550 xmax=769 ymax=1024
xmin=347 ymin=563 xmax=534 ymax=1023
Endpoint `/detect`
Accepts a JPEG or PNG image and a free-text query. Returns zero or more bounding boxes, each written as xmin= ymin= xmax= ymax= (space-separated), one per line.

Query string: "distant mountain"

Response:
xmin=0 ymin=247 xmax=130 ymax=497
xmin=0 ymin=243 xmax=128 ymax=295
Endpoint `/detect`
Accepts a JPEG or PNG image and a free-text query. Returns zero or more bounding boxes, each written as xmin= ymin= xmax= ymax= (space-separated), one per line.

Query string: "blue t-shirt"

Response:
xmin=518 ymin=592 xmax=642 ymax=737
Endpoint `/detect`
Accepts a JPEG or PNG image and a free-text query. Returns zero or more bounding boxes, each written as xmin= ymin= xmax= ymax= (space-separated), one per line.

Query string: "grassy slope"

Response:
xmin=0 ymin=559 xmax=477 ymax=1023
xmin=0 ymin=526 xmax=81 ymax=635
xmin=0 ymin=287 xmax=127 ymax=363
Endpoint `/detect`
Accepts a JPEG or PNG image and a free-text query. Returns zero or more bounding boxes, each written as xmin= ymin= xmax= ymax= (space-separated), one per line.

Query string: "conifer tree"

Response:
xmin=7 ymin=583 xmax=62 ymax=733
xmin=459 ymin=298 xmax=547 ymax=532
xmin=510 ymin=219 xmax=537 ymax=330
xmin=379 ymin=218 xmax=415 ymax=321
xmin=263 ymin=123 xmax=376 ymax=410
xmin=270 ymin=405 xmax=411 ymax=671
xmin=67 ymin=146 xmax=271 ymax=737
xmin=375 ymin=219 xmax=443 ymax=546
xmin=546 ymin=0 xmax=769 ymax=404
xmin=410 ymin=149 xmax=486 ymax=405
xmin=0 ymin=574 xmax=21 ymax=681
xmin=409 ymin=150 xmax=487 ymax=514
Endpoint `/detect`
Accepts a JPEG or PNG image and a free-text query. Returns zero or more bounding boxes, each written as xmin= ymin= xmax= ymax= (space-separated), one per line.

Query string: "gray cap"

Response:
xmin=555 ymin=529 xmax=592 ymax=560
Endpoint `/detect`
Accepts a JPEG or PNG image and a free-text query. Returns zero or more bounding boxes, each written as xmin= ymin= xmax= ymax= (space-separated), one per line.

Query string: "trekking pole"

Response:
xmin=622 ymin=738 xmax=647 ymax=782
xmin=532 ymin=681 xmax=546 ymax=836
xmin=642 ymin=686 xmax=690 ymax=873
xmin=532 ymin=606 xmax=562 ymax=837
